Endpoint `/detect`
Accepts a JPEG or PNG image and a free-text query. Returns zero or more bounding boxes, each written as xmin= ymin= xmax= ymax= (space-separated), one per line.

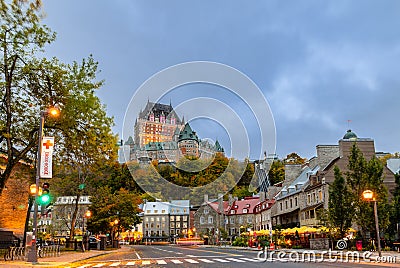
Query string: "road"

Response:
xmin=72 ymin=245 xmax=400 ymax=267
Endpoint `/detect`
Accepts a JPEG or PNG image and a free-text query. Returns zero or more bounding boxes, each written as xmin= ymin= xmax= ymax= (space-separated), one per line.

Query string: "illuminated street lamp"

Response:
xmin=83 ymin=210 xmax=92 ymax=235
xmin=27 ymin=106 xmax=60 ymax=263
xmin=362 ymin=190 xmax=382 ymax=257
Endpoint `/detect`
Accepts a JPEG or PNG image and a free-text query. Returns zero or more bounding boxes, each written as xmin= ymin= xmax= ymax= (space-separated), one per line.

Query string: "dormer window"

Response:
xmin=243 ymin=208 xmax=248 ymax=213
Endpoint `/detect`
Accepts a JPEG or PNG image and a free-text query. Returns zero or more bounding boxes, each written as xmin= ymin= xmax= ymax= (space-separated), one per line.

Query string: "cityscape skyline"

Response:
xmin=41 ymin=1 xmax=400 ymax=160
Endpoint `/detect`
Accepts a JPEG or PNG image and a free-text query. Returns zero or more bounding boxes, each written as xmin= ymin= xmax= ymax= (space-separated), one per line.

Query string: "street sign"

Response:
xmin=40 ymin=137 xmax=54 ymax=178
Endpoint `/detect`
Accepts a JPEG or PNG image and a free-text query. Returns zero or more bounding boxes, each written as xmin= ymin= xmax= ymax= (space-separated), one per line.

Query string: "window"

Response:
xmin=280 ymin=203 xmax=283 ymax=211
xmin=161 ymin=209 xmax=165 ymax=213
xmin=204 ymin=208 xmax=209 ymax=214
xmin=230 ymin=217 xmax=235 ymax=224
xmin=295 ymin=197 xmax=298 ymax=207
xmin=146 ymin=210 xmax=151 ymax=214
xmin=247 ymin=216 xmax=252 ymax=223
xmin=208 ymin=216 xmax=213 ymax=224
xmin=230 ymin=210 xmax=236 ymax=214
xmin=307 ymin=194 xmax=311 ymax=204
xmin=285 ymin=201 xmax=288 ymax=209
xmin=239 ymin=217 xmax=243 ymax=224
xmin=150 ymin=217 xmax=154 ymax=222
xmin=200 ymin=216 xmax=205 ymax=224
xmin=290 ymin=199 xmax=293 ymax=208
xmin=319 ymin=190 xmax=323 ymax=202
xmin=243 ymin=208 xmax=248 ymax=213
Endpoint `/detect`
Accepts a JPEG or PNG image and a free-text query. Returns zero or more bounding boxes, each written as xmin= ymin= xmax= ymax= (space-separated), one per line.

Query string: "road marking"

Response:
xmin=109 ymin=262 xmax=121 ymax=266
xmin=184 ymin=259 xmax=199 ymax=263
xmin=198 ymin=259 xmax=215 ymax=263
xmin=157 ymin=260 xmax=167 ymax=264
xmin=240 ymin=257 xmax=262 ymax=262
xmin=135 ymin=252 xmax=141 ymax=259
xmin=226 ymin=258 xmax=246 ymax=262
xmin=92 ymin=264 xmax=106 ymax=267
xmin=175 ymin=252 xmax=183 ymax=254
xmin=77 ymin=265 xmax=91 ymax=268
xmin=126 ymin=261 xmax=136 ymax=265
xmin=213 ymin=258 xmax=230 ymax=263
xmin=142 ymin=260 xmax=151 ymax=265
xmin=171 ymin=259 xmax=183 ymax=264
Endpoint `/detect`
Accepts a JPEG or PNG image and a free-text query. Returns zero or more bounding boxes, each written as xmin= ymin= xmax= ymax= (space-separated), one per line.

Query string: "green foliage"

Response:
xmin=327 ymin=166 xmax=354 ymax=238
xmin=268 ymin=160 xmax=285 ymax=185
xmin=88 ymin=187 xmax=142 ymax=236
xmin=0 ymin=0 xmax=117 ymax=194
xmin=346 ymin=144 xmax=390 ymax=237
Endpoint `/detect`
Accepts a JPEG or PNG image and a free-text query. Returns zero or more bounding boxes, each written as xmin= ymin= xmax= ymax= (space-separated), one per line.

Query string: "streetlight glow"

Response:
xmin=47 ymin=106 xmax=60 ymax=117
xmin=363 ymin=190 xmax=374 ymax=200
xmin=362 ymin=189 xmax=382 ymax=257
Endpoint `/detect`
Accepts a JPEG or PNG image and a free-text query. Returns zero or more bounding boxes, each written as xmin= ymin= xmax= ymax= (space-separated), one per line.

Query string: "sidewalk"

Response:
xmin=201 ymin=244 xmax=400 ymax=261
xmin=0 ymin=247 xmax=126 ymax=268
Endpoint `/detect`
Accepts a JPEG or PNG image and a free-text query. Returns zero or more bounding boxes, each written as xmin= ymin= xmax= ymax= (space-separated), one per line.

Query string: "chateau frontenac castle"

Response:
xmin=124 ymin=100 xmax=224 ymax=163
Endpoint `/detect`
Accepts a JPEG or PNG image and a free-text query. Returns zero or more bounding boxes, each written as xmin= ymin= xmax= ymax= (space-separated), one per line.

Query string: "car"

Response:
xmin=88 ymin=237 xmax=100 ymax=249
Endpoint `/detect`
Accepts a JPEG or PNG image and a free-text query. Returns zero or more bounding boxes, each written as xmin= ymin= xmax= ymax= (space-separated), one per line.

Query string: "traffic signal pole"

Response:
xmin=27 ymin=111 xmax=45 ymax=263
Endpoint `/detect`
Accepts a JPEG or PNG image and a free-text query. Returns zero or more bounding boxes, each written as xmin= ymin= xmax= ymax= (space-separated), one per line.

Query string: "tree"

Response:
xmin=88 ymin=187 xmax=142 ymax=238
xmin=346 ymin=144 xmax=390 ymax=238
xmin=327 ymin=166 xmax=354 ymax=238
xmin=268 ymin=160 xmax=285 ymax=185
xmin=284 ymin=152 xmax=306 ymax=165
xmin=0 ymin=0 xmax=117 ymax=195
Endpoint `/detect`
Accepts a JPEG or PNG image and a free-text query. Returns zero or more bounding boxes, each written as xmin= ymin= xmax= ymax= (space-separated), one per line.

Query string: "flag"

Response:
xmin=40 ymin=137 xmax=54 ymax=178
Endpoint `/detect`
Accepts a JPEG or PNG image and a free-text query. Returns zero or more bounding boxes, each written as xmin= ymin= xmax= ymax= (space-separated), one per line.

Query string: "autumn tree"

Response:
xmin=0 ymin=0 xmax=117 ymax=195
xmin=284 ymin=152 xmax=306 ymax=165
xmin=87 ymin=187 xmax=142 ymax=239
xmin=268 ymin=160 xmax=285 ymax=185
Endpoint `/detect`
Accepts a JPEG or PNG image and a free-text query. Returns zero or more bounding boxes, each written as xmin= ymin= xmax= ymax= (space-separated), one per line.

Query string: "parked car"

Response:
xmin=88 ymin=237 xmax=100 ymax=249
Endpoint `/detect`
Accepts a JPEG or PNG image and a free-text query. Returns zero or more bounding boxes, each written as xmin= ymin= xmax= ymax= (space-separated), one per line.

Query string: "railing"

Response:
xmin=3 ymin=245 xmax=61 ymax=261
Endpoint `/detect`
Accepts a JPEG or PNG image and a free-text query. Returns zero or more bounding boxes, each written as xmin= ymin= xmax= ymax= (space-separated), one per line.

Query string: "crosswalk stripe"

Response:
xmin=226 ymin=258 xmax=246 ymax=262
xmin=92 ymin=264 xmax=106 ymax=267
xmin=157 ymin=260 xmax=167 ymax=264
xmin=77 ymin=265 xmax=91 ymax=268
xmin=171 ymin=259 xmax=183 ymax=264
xmin=213 ymin=258 xmax=230 ymax=263
xmin=240 ymin=257 xmax=262 ymax=262
xmin=184 ymin=259 xmax=199 ymax=263
xmin=142 ymin=260 xmax=151 ymax=265
xmin=109 ymin=262 xmax=121 ymax=267
xmin=126 ymin=261 xmax=136 ymax=265
xmin=198 ymin=259 xmax=215 ymax=263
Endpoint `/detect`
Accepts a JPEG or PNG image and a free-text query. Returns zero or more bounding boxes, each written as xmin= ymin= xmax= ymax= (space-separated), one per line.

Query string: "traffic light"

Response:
xmin=38 ymin=182 xmax=51 ymax=206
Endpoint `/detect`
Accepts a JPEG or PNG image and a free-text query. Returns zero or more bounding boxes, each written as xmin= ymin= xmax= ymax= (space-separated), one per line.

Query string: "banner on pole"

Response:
xmin=40 ymin=137 xmax=54 ymax=178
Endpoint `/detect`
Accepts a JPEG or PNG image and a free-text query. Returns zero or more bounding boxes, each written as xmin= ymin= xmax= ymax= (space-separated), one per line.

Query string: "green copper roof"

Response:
xmin=178 ymin=123 xmax=199 ymax=142
xmin=215 ymin=139 xmax=224 ymax=152
xmin=124 ymin=136 xmax=134 ymax=145
xmin=343 ymin=129 xmax=357 ymax=140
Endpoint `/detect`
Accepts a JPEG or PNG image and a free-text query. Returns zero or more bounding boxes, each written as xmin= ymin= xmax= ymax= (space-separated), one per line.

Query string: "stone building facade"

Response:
xmin=0 ymin=154 xmax=33 ymax=239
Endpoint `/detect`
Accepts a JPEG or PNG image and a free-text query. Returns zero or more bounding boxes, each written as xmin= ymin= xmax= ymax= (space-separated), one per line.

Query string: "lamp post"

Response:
xmin=27 ymin=106 xmax=59 ymax=263
xmin=363 ymin=190 xmax=382 ymax=257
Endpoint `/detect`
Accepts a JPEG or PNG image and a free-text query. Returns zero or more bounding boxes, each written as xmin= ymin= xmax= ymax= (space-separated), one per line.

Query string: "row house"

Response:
xmin=272 ymin=166 xmax=319 ymax=228
xmin=52 ymin=196 xmax=91 ymax=237
xmin=142 ymin=200 xmax=190 ymax=241
xmin=254 ymin=199 xmax=276 ymax=231
xmin=226 ymin=196 xmax=260 ymax=236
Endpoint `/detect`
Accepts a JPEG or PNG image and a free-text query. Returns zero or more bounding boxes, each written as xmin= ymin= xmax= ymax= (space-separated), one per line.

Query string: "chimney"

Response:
xmin=228 ymin=194 xmax=234 ymax=206
xmin=204 ymin=194 xmax=209 ymax=203
xmin=218 ymin=193 xmax=223 ymax=213
xmin=260 ymin=191 xmax=266 ymax=202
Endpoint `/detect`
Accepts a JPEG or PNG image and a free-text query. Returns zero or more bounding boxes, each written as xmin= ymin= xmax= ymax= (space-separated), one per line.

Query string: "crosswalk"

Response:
xmin=77 ymin=257 xmax=263 ymax=267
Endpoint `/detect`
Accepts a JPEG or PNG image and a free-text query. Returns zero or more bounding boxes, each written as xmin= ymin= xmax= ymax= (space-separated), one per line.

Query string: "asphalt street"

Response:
xmin=70 ymin=245 xmax=400 ymax=268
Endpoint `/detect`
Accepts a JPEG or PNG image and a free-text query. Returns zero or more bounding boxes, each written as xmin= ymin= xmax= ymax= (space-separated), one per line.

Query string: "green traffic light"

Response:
xmin=38 ymin=194 xmax=51 ymax=205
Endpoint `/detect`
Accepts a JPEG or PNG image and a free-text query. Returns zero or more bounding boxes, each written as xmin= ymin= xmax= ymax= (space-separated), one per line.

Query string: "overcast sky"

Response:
xmin=41 ymin=1 xmax=400 ymax=161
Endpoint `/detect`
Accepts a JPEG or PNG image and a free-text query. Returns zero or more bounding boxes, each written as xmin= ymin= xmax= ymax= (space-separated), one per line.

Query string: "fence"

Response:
xmin=3 ymin=245 xmax=61 ymax=261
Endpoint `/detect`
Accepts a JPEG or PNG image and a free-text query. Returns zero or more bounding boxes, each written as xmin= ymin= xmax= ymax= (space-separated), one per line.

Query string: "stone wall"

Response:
xmin=0 ymin=157 xmax=33 ymax=239
xmin=316 ymin=145 xmax=339 ymax=169
xmin=310 ymin=238 xmax=330 ymax=250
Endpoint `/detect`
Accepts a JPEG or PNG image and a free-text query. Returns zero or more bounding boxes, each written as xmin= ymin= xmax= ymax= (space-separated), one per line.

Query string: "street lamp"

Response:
xmin=363 ymin=190 xmax=382 ymax=257
xmin=27 ymin=106 xmax=60 ymax=263
xmin=83 ymin=210 xmax=92 ymax=235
